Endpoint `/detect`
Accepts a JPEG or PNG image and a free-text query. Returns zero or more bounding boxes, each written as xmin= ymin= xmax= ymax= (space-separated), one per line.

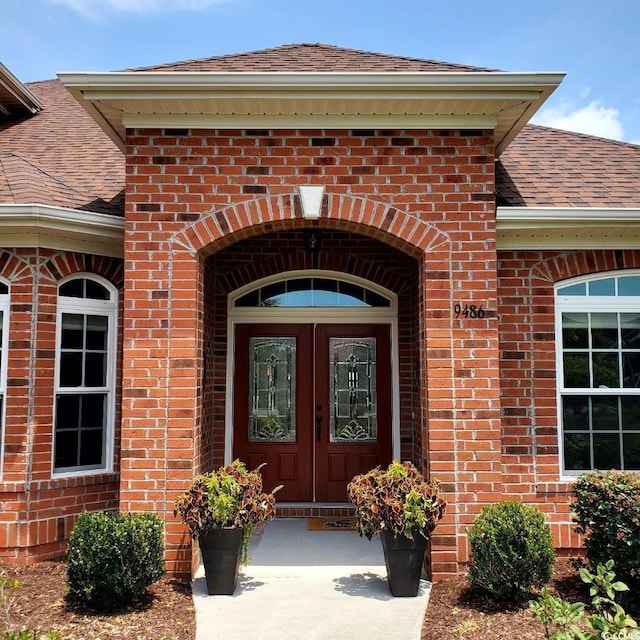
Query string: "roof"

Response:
xmin=498 ymin=125 xmax=640 ymax=207
xmin=0 ymin=63 xmax=42 ymax=118
xmin=130 ymin=43 xmax=497 ymax=73
xmin=59 ymin=43 xmax=562 ymax=156
xmin=0 ymin=79 xmax=124 ymax=214
xmin=0 ymin=44 xmax=638 ymax=220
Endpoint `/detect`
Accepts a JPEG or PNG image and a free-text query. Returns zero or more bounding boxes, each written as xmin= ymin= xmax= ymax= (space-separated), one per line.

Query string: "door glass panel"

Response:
xmin=329 ymin=337 xmax=377 ymax=442
xmin=249 ymin=337 xmax=296 ymax=442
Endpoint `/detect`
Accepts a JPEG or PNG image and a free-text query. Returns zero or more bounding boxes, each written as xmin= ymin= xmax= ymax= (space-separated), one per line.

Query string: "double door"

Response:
xmin=233 ymin=323 xmax=392 ymax=502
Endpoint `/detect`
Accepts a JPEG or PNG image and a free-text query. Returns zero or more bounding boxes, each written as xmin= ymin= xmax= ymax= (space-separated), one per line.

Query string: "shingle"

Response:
xmin=0 ymin=79 xmax=124 ymax=214
xmin=128 ymin=43 xmax=497 ymax=73
xmin=497 ymin=125 xmax=640 ymax=207
xmin=1 ymin=45 xmax=639 ymax=216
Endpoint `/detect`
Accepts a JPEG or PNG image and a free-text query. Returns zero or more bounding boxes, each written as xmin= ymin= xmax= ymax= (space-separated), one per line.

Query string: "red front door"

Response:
xmin=233 ymin=324 xmax=392 ymax=502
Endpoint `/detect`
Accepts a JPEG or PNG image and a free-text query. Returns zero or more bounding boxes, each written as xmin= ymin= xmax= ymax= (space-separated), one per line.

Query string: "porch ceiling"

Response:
xmin=57 ymin=71 xmax=564 ymax=155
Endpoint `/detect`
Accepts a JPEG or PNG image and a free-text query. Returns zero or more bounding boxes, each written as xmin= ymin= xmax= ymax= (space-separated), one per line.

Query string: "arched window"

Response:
xmin=556 ymin=273 xmax=640 ymax=474
xmin=54 ymin=276 xmax=117 ymax=474
xmin=234 ymin=277 xmax=391 ymax=308
xmin=0 ymin=281 xmax=9 ymax=477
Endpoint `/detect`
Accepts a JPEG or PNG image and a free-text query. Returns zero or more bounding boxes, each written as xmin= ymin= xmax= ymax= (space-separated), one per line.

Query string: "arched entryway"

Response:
xmin=227 ymin=272 xmax=398 ymax=502
xmin=199 ymin=226 xmax=424 ymax=506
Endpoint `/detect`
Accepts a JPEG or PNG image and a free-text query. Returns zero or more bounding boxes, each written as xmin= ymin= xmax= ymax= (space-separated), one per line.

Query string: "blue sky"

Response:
xmin=3 ymin=0 xmax=640 ymax=144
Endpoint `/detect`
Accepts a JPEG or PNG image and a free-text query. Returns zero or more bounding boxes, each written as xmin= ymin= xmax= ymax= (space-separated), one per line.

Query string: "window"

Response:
xmin=235 ymin=277 xmax=391 ymax=308
xmin=556 ymin=274 xmax=640 ymax=474
xmin=0 ymin=281 xmax=8 ymax=476
xmin=54 ymin=276 xmax=116 ymax=474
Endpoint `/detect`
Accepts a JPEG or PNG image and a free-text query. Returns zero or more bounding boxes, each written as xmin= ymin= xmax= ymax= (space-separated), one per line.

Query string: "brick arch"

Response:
xmin=531 ymin=249 xmax=640 ymax=286
xmin=171 ymin=193 xmax=450 ymax=259
xmin=214 ymin=247 xmax=414 ymax=297
xmin=42 ymin=253 xmax=125 ymax=288
xmin=0 ymin=250 xmax=35 ymax=283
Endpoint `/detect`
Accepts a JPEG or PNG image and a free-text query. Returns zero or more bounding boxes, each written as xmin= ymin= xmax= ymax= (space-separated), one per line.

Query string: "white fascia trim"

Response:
xmin=497 ymin=206 xmax=640 ymax=250
xmin=497 ymin=206 xmax=640 ymax=223
xmin=123 ymin=113 xmax=498 ymax=130
xmin=57 ymin=70 xmax=566 ymax=92
xmin=0 ymin=204 xmax=124 ymax=257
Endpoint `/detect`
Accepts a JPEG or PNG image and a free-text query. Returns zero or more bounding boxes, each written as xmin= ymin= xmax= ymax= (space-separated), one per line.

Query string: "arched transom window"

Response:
xmin=234 ymin=277 xmax=391 ymax=308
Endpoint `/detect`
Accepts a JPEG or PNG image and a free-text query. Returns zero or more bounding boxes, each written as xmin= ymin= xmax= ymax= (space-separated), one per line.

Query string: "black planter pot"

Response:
xmin=380 ymin=529 xmax=429 ymax=597
xmin=198 ymin=528 xmax=244 ymax=595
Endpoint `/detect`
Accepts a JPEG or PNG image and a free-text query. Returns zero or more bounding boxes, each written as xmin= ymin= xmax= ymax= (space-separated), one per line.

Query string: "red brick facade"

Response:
xmin=117 ymin=127 xmax=502 ymax=577
xmin=2 ymin=45 xmax=638 ymax=584
xmin=0 ymin=250 xmax=122 ymax=561
xmin=0 ymin=125 xmax=634 ymax=579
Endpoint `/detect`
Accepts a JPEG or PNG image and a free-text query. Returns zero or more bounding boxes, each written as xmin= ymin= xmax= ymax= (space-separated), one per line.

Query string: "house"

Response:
xmin=0 ymin=44 xmax=638 ymax=580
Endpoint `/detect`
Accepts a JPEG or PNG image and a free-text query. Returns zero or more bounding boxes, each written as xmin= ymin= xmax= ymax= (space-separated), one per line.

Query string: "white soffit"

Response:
xmin=58 ymin=71 xmax=564 ymax=155
xmin=497 ymin=207 xmax=640 ymax=250
xmin=0 ymin=205 xmax=124 ymax=258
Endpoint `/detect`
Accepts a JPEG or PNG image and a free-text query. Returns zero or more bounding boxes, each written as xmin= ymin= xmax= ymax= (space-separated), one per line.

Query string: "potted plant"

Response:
xmin=174 ymin=459 xmax=282 ymax=595
xmin=347 ymin=460 xmax=446 ymax=597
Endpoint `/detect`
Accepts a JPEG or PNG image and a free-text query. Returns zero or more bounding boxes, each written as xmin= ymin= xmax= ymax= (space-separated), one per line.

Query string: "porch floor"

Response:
xmin=192 ymin=518 xmax=431 ymax=640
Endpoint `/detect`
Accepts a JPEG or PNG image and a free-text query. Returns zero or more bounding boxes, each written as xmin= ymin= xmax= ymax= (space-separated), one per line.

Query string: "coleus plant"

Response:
xmin=174 ymin=460 xmax=282 ymax=561
xmin=347 ymin=460 xmax=446 ymax=540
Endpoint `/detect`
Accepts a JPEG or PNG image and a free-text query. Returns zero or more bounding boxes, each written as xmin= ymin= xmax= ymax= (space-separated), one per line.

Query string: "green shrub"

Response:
xmin=467 ymin=501 xmax=556 ymax=601
xmin=67 ymin=511 xmax=165 ymax=612
xmin=572 ymin=470 xmax=640 ymax=610
xmin=530 ymin=560 xmax=638 ymax=640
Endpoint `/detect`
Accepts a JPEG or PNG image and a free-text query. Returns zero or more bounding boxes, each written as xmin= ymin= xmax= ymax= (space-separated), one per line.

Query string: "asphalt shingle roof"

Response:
xmin=0 ymin=44 xmax=638 ymax=215
xmin=498 ymin=124 xmax=640 ymax=208
xmin=130 ymin=43 xmax=496 ymax=73
xmin=0 ymin=78 xmax=124 ymax=214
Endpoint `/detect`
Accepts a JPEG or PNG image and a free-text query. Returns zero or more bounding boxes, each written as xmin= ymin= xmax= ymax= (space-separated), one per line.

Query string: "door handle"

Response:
xmin=316 ymin=412 xmax=322 ymax=442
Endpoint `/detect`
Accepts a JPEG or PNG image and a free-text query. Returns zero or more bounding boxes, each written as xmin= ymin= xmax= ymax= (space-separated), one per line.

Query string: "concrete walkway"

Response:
xmin=192 ymin=518 xmax=431 ymax=640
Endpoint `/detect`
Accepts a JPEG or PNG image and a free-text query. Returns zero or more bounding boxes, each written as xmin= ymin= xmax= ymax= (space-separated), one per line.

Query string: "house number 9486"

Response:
xmin=454 ymin=303 xmax=485 ymax=319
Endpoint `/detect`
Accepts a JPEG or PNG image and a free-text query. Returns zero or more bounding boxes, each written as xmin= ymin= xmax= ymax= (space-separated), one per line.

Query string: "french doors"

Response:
xmin=233 ymin=323 xmax=392 ymax=502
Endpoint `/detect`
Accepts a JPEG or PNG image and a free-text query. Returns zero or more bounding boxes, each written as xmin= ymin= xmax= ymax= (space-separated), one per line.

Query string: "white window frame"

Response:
xmin=555 ymin=271 xmax=640 ymax=477
xmin=0 ymin=280 xmax=9 ymax=479
xmin=53 ymin=274 xmax=117 ymax=477
xmin=226 ymin=270 xmax=400 ymax=465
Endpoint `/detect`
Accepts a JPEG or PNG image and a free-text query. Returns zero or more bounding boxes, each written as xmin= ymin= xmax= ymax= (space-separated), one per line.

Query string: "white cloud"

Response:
xmin=46 ymin=0 xmax=228 ymax=17
xmin=532 ymin=100 xmax=625 ymax=141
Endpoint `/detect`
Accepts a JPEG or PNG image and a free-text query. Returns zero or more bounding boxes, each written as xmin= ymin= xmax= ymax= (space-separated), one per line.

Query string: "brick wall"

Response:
xmin=498 ymin=248 xmax=640 ymax=553
xmin=122 ymin=127 xmax=500 ymax=578
xmin=0 ymin=249 xmax=122 ymax=561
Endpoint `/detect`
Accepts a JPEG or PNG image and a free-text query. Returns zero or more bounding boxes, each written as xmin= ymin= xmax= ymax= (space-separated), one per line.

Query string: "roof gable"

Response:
xmin=60 ymin=44 xmax=562 ymax=155
xmin=129 ymin=43 xmax=497 ymax=73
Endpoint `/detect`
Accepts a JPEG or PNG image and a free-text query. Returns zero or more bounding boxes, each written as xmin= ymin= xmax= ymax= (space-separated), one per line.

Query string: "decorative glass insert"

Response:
xmin=330 ymin=337 xmax=377 ymax=442
xmin=235 ymin=278 xmax=390 ymax=308
xmin=249 ymin=337 xmax=296 ymax=442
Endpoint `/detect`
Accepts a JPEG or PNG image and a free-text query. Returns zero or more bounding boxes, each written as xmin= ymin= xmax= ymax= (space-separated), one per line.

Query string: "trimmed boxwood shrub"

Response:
xmin=572 ymin=470 xmax=640 ymax=604
xmin=67 ymin=511 xmax=165 ymax=612
xmin=467 ymin=501 xmax=555 ymax=601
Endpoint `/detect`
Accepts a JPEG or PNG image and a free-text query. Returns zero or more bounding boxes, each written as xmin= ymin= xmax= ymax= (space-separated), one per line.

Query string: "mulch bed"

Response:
xmin=0 ymin=559 xmax=195 ymax=639
xmin=421 ymin=558 xmax=588 ymax=640
xmin=0 ymin=556 xmax=592 ymax=640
